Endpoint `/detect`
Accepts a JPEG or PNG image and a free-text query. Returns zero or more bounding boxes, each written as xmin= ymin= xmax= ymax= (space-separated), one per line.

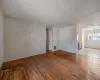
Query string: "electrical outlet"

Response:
xmin=54 ymin=46 xmax=56 ymax=50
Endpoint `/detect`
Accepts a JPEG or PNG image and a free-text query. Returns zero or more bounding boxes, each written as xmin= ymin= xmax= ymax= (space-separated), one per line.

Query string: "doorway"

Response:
xmin=46 ymin=27 xmax=53 ymax=52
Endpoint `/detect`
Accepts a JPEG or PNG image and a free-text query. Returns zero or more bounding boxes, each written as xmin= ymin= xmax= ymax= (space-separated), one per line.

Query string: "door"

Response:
xmin=46 ymin=28 xmax=53 ymax=52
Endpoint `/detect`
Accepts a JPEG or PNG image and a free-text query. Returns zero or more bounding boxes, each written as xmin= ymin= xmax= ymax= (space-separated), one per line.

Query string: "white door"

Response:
xmin=48 ymin=28 xmax=53 ymax=50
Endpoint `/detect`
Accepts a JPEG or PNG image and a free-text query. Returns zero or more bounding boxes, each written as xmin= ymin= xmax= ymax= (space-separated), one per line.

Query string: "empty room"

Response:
xmin=0 ymin=0 xmax=100 ymax=80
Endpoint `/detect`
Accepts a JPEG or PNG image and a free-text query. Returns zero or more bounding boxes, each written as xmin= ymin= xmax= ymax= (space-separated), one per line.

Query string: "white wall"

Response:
xmin=52 ymin=27 xmax=59 ymax=50
xmin=0 ymin=8 xmax=4 ymax=68
xmin=58 ymin=26 xmax=78 ymax=53
xmin=4 ymin=16 xmax=46 ymax=61
xmin=50 ymin=26 xmax=77 ymax=53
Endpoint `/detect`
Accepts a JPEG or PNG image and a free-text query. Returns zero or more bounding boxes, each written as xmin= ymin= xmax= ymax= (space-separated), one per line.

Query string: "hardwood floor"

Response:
xmin=0 ymin=50 xmax=100 ymax=80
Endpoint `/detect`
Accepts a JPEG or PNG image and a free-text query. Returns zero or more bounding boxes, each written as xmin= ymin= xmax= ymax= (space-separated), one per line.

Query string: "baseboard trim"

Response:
xmin=85 ymin=47 xmax=100 ymax=50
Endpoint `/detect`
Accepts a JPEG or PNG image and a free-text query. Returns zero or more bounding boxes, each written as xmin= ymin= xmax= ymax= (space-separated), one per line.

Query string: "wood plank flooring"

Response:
xmin=0 ymin=50 xmax=100 ymax=80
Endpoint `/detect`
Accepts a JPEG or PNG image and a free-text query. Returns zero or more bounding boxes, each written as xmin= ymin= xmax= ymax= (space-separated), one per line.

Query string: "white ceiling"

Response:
xmin=78 ymin=12 xmax=100 ymax=26
xmin=1 ymin=0 xmax=100 ymax=26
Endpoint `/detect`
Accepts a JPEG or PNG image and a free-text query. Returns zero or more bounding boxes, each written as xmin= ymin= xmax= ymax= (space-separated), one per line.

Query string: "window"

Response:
xmin=88 ymin=33 xmax=100 ymax=40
